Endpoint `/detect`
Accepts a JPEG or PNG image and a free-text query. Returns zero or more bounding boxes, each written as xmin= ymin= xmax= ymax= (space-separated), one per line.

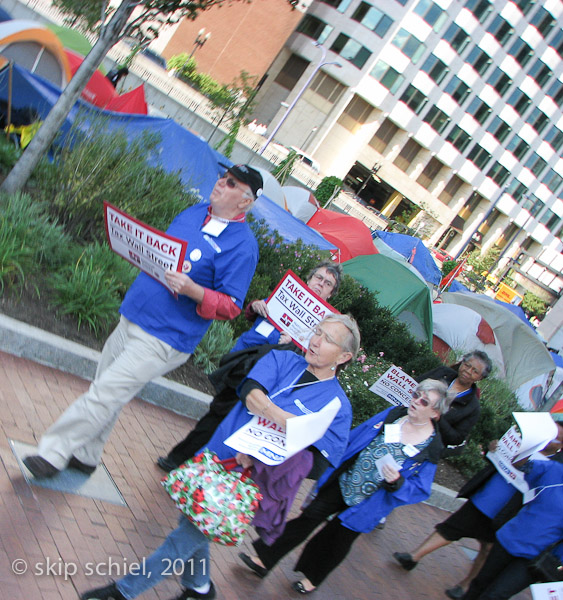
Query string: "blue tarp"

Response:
xmin=494 ymin=300 xmax=535 ymax=330
xmin=0 ymin=8 xmax=11 ymax=22
xmin=373 ymin=231 xmax=442 ymax=285
xmin=0 ymin=64 xmax=334 ymax=250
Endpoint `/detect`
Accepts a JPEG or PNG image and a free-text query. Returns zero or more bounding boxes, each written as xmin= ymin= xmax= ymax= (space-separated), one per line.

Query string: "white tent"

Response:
xmin=282 ymin=186 xmax=319 ymax=223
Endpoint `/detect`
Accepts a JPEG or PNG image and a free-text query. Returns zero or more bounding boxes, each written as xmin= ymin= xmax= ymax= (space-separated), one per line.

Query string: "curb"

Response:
xmin=0 ymin=313 xmax=463 ymax=512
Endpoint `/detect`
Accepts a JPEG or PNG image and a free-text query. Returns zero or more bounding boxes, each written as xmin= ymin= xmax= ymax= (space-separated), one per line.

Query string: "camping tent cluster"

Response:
xmin=0 ymin=16 xmax=559 ymax=412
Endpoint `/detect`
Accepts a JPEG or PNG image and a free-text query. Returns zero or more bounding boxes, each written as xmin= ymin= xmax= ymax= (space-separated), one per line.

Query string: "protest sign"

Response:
xmin=370 ymin=366 xmax=417 ymax=407
xmin=264 ymin=270 xmax=337 ymax=350
xmin=531 ymin=582 xmax=563 ymax=600
xmin=223 ymin=398 xmax=342 ymax=466
xmin=104 ymin=202 xmax=187 ymax=294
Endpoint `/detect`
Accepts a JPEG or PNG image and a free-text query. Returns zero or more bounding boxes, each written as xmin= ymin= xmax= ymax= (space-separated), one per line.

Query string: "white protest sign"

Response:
xmin=369 ymin=366 xmax=418 ymax=407
xmin=104 ymin=202 xmax=187 ymax=293
xmin=265 ymin=270 xmax=337 ymax=351
xmin=223 ymin=397 xmax=342 ymax=466
xmin=486 ymin=425 xmax=528 ymax=493
xmin=531 ymin=582 xmax=563 ymax=600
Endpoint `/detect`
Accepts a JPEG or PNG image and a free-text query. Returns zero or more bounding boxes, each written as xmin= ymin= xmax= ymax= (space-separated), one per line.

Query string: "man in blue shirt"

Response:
xmin=24 ymin=164 xmax=262 ymax=479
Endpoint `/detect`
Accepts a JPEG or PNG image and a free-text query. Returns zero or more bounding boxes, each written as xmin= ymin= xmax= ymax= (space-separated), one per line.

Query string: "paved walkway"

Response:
xmin=0 ymin=350 xmax=532 ymax=600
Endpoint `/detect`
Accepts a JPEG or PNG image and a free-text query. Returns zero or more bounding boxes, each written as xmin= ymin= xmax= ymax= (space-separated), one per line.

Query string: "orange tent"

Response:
xmin=307 ymin=208 xmax=378 ymax=263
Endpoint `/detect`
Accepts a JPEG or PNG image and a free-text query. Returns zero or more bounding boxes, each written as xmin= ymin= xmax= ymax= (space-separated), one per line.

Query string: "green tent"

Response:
xmin=342 ymin=254 xmax=433 ymax=346
xmin=47 ymin=25 xmax=106 ymax=74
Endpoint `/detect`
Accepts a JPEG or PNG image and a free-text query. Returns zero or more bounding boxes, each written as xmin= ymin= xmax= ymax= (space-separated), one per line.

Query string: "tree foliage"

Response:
xmin=314 ymin=176 xmax=343 ymax=207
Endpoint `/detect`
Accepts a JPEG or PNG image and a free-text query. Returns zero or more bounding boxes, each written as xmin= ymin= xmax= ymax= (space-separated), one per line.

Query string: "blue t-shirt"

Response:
xmin=120 ymin=203 xmax=258 ymax=353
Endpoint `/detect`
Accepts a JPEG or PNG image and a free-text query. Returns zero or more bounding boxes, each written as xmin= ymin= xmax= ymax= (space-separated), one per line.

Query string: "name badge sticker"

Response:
xmin=201 ymin=219 xmax=228 ymax=237
xmin=384 ymin=424 xmax=401 ymax=444
xmin=403 ymin=444 xmax=420 ymax=457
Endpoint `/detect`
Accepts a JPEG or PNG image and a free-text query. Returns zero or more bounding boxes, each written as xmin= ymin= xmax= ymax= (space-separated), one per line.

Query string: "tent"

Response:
xmin=431 ymin=303 xmax=505 ymax=376
xmin=282 ymin=186 xmax=319 ymax=223
xmin=373 ymin=231 xmax=442 ymax=285
xmin=441 ymin=291 xmax=555 ymax=391
xmin=255 ymin=167 xmax=286 ymax=209
xmin=48 ymin=24 xmax=96 ymax=66
xmin=343 ymin=254 xmax=433 ymax=345
xmin=0 ymin=20 xmax=71 ymax=88
xmin=0 ymin=8 xmax=12 ymax=22
xmin=307 ymin=208 xmax=378 ymax=263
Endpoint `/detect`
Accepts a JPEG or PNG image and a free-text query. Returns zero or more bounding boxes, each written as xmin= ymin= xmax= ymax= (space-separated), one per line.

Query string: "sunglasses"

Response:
xmin=218 ymin=174 xmax=253 ymax=198
xmin=412 ymin=391 xmax=431 ymax=407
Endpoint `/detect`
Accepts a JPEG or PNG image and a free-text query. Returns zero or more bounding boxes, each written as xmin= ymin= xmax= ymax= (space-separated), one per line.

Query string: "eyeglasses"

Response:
xmin=310 ymin=272 xmax=336 ymax=290
xmin=311 ymin=326 xmax=342 ymax=347
xmin=461 ymin=360 xmax=483 ymax=376
xmin=412 ymin=390 xmax=431 ymax=407
xmin=218 ymin=174 xmax=253 ymax=199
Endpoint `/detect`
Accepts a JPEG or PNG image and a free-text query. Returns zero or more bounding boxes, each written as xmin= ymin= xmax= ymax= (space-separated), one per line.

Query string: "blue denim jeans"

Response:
xmin=117 ymin=515 xmax=210 ymax=599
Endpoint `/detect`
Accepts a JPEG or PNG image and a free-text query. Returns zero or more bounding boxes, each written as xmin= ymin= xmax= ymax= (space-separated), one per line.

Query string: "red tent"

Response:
xmin=307 ymin=208 xmax=378 ymax=263
xmin=106 ymin=86 xmax=147 ymax=115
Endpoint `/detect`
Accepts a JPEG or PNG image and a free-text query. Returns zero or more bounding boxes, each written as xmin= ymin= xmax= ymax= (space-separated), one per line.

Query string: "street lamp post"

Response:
xmin=188 ymin=28 xmax=211 ymax=60
xmin=303 ymin=126 xmax=318 ymax=150
xmin=258 ymin=42 xmax=342 ymax=156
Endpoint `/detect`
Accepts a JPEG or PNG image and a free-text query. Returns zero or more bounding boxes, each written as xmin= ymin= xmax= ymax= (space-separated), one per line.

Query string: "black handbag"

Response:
xmin=529 ymin=541 xmax=563 ymax=582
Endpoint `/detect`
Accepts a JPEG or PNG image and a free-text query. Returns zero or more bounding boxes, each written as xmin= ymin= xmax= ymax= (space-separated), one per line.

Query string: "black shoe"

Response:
xmin=157 ymin=456 xmax=180 ymax=472
xmin=393 ymin=551 xmax=418 ymax=571
xmin=80 ymin=581 xmax=126 ymax=600
xmin=68 ymin=455 xmax=97 ymax=475
xmin=292 ymin=580 xmax=316 ymax=595
xmin=239 ymin=552 xmax=268 ymax=578
xmin=445 ymin=585 xmax=465 ymax=599
xmin=173 ymin=581 xmax=216 ymax=599
xmin=23 ymin=455 xmax=60 ymax=479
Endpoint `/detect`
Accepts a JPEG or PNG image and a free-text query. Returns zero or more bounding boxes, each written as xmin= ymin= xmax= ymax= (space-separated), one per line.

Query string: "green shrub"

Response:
xmin=314 ymin=176 xmax=343 ymax=207
xmin=37 ymin=117 xmax=198 ymax=243
xmin=48 ymin=244 xmax=136 ymax=336
xmin=0 ymin=137 xmax=22 ymax=172
xmin=192 ymin=320 xmax=235 ymax=374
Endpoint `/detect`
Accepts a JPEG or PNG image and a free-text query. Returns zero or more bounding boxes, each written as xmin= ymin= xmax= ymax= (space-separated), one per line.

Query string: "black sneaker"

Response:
xmin=445 ymin=585 xmax=465 ymax=599
xmin=393 ymin=551 xmax=418 ymax=571
xmin=23 ymin=455 xmax=60 ymax=479
xmin=80 ymin=581 xmax=126 ymax=600
xmin=157 ymin=456 xmax=180 ymax=472
xmin=68 ymin=455 xmax=97 ymax=475
xmin=173 ymin=580 xmax=216 ymax=599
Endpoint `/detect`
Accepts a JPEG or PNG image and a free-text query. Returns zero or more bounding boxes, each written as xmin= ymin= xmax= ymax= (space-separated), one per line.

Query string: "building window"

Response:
xmin=478 ymin=207 xmax=501 ymax=235
xmin=422 ymin=105 xmax=451 ymax=133
xmin=507 ymin=89 xmax=531 ymax=115
xmin=486 ymin=161 xmax=510 ymax=186
xmin=521 ymin=194 xmax=543 ymax=216
xmin=467 ymin=97 xmax=492 ymax=124
xmin=369 ymin=118 xmax=400 ymax=153
xmin=545 ymin=125 xmax=563 ymax=152
xmin=526 ymin=108 xmax=549 ymax=134
xmin=525 ymin=153 xmax=548 ymax=177
xmin=508 ymin=38 xmax=533 ymax=67
xmin=539 ymin=209 xmax=561 ymax=232
xmin=413 ymin=0 xmax=447 ymax=31
xmin=548 ymin=80 xmax=563 ymax=108
xmin=552 ymin=29 xmax=563 ymax=58
xmin=506 ymin=134 xmax=530 ymax=160
xmin=446 ymin=125 xmax=472 ymax=152
xmin=467 ymin=46 xmax=492 ymax=76
xmin=530 ymin=7 xmax=556 ymax=38
xmin=507 ymin=179 xmax=527 ymax=202
xmin=417 ymin=157 xmax=445 ymax=189
xmin=487 ymin=67 xmax=512 ymax=95
xmin=351 ymin=2 xmax=394 ymax=37
xmin=542 ymin=169 xmax=563 ymax=194
xmin=400 ymin=84 xmax=427 ymax=114
xmin=439 ymin=174 xmax=465 ymax=205
xmin=528 ymin=59 xmax=552 ymax=87
xmin=392 ymin=29 xmax=425 ymax=64
xmin=394 ymin=138 xmax=424 ymax=171
xmin=274 ymin=54 xmax=309 ymax=90
xmin=460 ymin=191 xmax=484 ymax=219
xmin=465 ymin=0 xmax=493 ymax=23
xmin=296 ymin=15 xmax=334 ymax=44
xmin=513 ymin=0 xmax=536 ymax=16
xmin=337 ymin=94 xmax=374 ymax=132
xmin=443 ymin=23 xmax=471 ymax=54
xmin=487 ymin=15 xmax=514 ymax=45
xmin=421 ymin=54 xmax=449 ymax=84
xmin=444 ymin=76 xmax=470 ymax=105
xmin=330 ymin=34 xmax=372 ymax=68
xmin=467 ymin=143 xmax=492 ymax=169
xmin=319 ymin=0 xmax=352 ymax=12
xmin=309 ymin=71 xmax=346 ymax=104
xmin=487 ymin=116 xmax=511 ymax=143
xmin=370 ymin=60 xmax=404 ymax=93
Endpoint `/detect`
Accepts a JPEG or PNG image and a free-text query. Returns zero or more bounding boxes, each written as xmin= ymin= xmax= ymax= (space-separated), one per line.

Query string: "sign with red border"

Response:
xmin=104 ymin=202 xmax=187 ymax=295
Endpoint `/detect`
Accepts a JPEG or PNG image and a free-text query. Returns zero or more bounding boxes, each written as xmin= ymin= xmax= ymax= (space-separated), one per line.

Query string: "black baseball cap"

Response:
xmin=219 ymin=162 xmax=263 ymax=198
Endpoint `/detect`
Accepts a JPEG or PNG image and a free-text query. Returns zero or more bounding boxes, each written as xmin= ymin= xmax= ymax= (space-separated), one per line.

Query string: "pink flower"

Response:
xmin=362 ymin=365 xmax=370 ymax=373
xmin=379 ymin=352 xmax=385 ymax=357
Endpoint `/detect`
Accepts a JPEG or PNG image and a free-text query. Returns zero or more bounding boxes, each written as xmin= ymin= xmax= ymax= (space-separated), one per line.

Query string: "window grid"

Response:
xmin=370 ymin=61 xmax=405 ymax=94
xmin=423 ymin=105 xmax=451 ymax=133
xmin=446 ymin=125 xmax=472 ymax=152
xmin=400 ymin=84 xmax=428 ymax=114
xmin=445 ymin=76 xmax=471 ymax=105
xmin=421 ymin=54 xmax=449 ymax=85
xmin=467 ymin=46 xmax=493 ymax=76
xmin=351 ymin=2 xmax=394 ymax=38
xmin=487 ymin=161 xmax=510 ymax=186
xmin=488 ymin=67 xmax=512 ymax=96
xmin=465 ymin=0 xmax=493 ymax=24
xmin=414 ymin=0 xmax=448 ymax=31
xmin=392 ymin=29 xmax=426 ymax=64
xmin=487 ymin=116 xmax=511 ymax=143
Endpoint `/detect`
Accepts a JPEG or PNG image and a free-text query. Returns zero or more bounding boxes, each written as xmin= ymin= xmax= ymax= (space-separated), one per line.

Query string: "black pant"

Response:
xmin=166 ymin=388 xmax=238 ymax=465
xmin=253 ymin=477 xmax=362 ymax=587
xmin=462 ymin=542 xmax=535 ymax=600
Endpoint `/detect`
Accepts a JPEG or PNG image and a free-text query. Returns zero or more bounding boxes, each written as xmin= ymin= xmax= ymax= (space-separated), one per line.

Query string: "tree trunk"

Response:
xmin=0 ymin=1 xmax=138 ymax=194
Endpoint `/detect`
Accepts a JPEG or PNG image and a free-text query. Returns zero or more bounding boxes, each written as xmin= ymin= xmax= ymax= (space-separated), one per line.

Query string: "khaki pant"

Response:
xmin=37 ymin=316 xmax=190 ymax=469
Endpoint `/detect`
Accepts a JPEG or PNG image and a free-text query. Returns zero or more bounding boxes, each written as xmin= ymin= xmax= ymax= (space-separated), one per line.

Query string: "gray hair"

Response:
xmin=416 ymin=378 xmax=454 ymax=416
xmin=320 ymin=313 xmax=360 ymax=373
xmin=307 ymin=261 xmax=343 ymax=295
xmin=461 ymin=351 xmax=493 ymax=378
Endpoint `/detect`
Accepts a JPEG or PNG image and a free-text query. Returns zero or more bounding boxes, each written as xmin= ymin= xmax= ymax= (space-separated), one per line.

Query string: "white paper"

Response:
xmin=224 ymin=397 xmax=342 ymax=466
xmin=375 ymin=454 xmax=401 ymax=478
xmin=384 ymin=424 xmax=401 ymax=444
xmin=531 ymin=582 xmax=563 ymax=600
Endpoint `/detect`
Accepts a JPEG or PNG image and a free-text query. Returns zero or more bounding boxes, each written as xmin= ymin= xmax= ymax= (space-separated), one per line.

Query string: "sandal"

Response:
xmin=291 ymin=580 xmax=316 ymax=595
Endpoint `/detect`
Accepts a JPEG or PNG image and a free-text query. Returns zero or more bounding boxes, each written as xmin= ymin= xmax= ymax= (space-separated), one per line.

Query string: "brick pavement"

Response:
xmin=0 ymin=351 xmax=532 ymax=600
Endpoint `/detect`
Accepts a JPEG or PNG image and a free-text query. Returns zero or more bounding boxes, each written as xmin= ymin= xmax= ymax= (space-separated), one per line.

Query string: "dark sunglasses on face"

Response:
xmin=412 ymin=390 xmax=430 ymax=407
